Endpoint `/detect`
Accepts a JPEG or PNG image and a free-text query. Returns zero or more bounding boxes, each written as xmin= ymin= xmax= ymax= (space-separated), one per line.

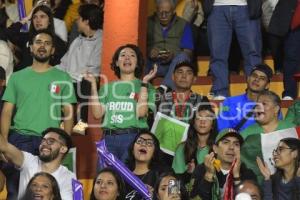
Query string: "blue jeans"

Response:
xmin=283 ymin=27 xmax=300 ymax=98
xmin=146 ymin=52 xmax=191 ymax=90
xmin=207 ymin=5 xmax=262 ymax=96
xmin=1 ymin=130 xmax=42 ymax=200
xmin=104 ymin=132 xmax=138 ymax=163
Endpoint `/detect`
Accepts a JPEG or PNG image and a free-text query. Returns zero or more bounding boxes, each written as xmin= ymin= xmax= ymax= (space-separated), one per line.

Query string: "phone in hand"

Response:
xmin=168 ymin=179 xmax=180 ymax=196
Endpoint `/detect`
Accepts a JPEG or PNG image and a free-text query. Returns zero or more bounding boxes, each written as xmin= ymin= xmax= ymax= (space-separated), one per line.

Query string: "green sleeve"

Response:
xmin=2 ymin=74 xmax=16 ymax=104
xmin=98 ymin=84 xmax=108 ymax=104
xmin=285 ymin=101 xmax=300 ymax=125
xmin=172 ymin=144 xmax=187 ymax=173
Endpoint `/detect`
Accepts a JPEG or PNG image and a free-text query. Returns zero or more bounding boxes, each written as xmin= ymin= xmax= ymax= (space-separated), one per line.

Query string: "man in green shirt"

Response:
xmin=0 ymin=30 xmax=76 ymax=199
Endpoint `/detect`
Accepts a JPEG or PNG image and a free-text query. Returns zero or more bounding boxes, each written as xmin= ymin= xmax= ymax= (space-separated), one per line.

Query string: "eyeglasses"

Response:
xmin=41 ymin=137 xmax=64 ymax=146
xmin=157 ymin=11 xmax=173 ymax=18
xmin=272 ymin=146 xmax=293 ymax=155
xmin=135 ymin=137 xmax=155 ymax=147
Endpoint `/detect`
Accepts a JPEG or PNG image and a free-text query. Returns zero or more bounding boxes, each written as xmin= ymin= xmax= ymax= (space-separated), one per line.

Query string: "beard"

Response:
xmin=39 ymin=148 xmax=60 ymax=162
xmin=32 ymin=53 xmax=51 ymax=63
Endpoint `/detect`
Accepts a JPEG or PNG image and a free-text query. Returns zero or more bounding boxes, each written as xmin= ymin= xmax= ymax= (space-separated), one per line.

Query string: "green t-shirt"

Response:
xmin=241 ymin=120 xmax=296 ymax=140
xmin=2 ymin=67 xmax=77 ymax=136
xmin=285 ymin=100 xmax=300 ymax=126
xmin=99 ymin=79 xmax=156 ymax=130
xmin=172 ymin=143 xmax=209 ymax=174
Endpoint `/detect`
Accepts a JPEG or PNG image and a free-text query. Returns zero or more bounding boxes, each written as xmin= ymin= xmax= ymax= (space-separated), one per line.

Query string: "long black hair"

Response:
xmin=183 ymin=104 xmax=217 ymax=164
xmin=90 ymin=167 xmax=125 ymax=200
xmin=110 ymin=44 xmax=144 ymax=79
xmin=126 ymin=132 xmax=161 ymax=171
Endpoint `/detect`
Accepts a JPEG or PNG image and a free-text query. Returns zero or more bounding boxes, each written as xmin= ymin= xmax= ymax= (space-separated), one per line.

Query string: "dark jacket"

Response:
xmin=202 ymin=0 xmax=262 ymax=19
xmin=190 ymin=163 xmax=257 ymax=200
xmin=268 ymin=0 xmax=298 ymax=36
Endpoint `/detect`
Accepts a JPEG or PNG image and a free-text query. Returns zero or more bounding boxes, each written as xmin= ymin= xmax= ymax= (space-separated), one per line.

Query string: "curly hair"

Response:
xmin=110 ymin=44 xmax=144 ymax=79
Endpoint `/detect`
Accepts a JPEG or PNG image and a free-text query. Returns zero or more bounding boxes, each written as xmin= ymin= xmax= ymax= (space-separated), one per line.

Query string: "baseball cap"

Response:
xmin=215 ymin=128 xmax=244 ymax=145
xmin=173 ymin=60 xmax=198 ymax=75
xmin=250 ymin=64 xmax=273 ymax=81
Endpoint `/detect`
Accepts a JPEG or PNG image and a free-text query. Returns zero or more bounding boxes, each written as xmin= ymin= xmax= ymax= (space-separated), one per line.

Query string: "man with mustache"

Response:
xmin=0 ymin=127 xmax=76 ymax=200
xmin=0 ymin=29 xmax=76 ymax=199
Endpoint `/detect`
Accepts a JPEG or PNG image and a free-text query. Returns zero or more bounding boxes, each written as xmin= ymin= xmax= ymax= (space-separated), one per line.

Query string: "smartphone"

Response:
xmin=168 ymin=179 xmax=180 ymax=196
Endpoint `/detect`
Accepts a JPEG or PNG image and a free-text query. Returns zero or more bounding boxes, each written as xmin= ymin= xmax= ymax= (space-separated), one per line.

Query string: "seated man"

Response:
xmin=235 ymin=180 xmax=262 ymax=200
xmin=0 ymin=127 xmax=76 ymax=200
xmin=217 ymin=64 xmax=273 ymax=132
xmin=155 ymin=61 xmax=209 ymax=166
xmin=146 ymin=0 xmax=194 ymax=90
xmin=190 ymin=128 xmax=256 ymax=199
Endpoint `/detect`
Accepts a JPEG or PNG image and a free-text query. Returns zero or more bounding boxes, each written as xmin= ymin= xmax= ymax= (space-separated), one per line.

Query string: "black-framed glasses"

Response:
xmin=135 ymin=137 xmax=154 ymax=147
xmin=272 ymin=146 xmax=293 ymax=155
xmin=41 ymin=137 xmax=64 ymax=146
xmin=157 ymin=11 xmax=173 ymax=18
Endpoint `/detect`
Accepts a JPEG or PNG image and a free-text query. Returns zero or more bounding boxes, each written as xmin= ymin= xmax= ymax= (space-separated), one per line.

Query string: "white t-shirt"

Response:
xmin=18 ymin=151 xmax=76 ymax=200
xmin=214 ymin=0 xmax=247 ymax=6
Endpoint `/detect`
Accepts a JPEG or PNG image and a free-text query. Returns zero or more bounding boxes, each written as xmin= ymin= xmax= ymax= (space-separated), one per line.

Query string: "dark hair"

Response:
xmin=173 ymin=60 xmax=198 ymax=76
xmin=257 ymin=90 xmax=281 ymax=117
xmin=41 ymin=127 xmax=73 ymax=153
xmin=21 ymin=172 xmax=62 ymax=200
xmin=276 ymin=138 xmax=300 ymax=177
xmin=29 ymin=5 xmax=55 ymax=41
xmin=78 ymin=4 xmax=103 ymax=30
xmin=90 ymin=167 xmax=125 ymax=200
xmin=126 ymin=132 xmax=161 ymax=171
xmin=183 ymin=104 xmax=217 ymax=164
xmin=110 ymin=44 xmax=144 ymax=79
xmin=30 ymin=29 xmax=55 ymax=45
xmin=154 ymin=171 xmax=188 ymax=200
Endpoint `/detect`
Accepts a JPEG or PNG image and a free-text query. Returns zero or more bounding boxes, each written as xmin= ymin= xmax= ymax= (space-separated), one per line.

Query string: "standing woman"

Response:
xmin=84 ymin=44 xmax=157 ymax=162
xmin=172 ymin=104 xmax=217 ymax=184
xmin=257 ymin=137 xmax=300 ymax=200
xmin=125 ymin=132 xmax=163 ymax=200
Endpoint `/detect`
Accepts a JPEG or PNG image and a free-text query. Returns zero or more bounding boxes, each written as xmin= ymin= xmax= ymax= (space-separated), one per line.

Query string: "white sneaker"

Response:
xmin=73 ymin=120 xmax=88 ymax=135
xmin=213 ymin=95 xmax=226 ymax=100
xmin=282 ymin=96 xmax=294 ymax=100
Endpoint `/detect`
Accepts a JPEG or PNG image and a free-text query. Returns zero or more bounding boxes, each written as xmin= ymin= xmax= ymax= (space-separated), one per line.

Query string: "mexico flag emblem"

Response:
xmin=50 ymin=83 xmax=60 ymax=94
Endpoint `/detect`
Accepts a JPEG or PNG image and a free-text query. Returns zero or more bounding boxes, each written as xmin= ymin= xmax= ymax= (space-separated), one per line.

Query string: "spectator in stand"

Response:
xmin=0 ymin=127 xmax=76 ymax=200
xmin=124 ymin=132 xmax=165 ymax=200
xmin=21 ymin=172 xmax=62 ymax=200
xmin=0 ymin=169 xmax=5 ymax=192
xmin=203 ymin=0 xmax=262 ymax=99
xmin=57 ymin=3 xmax=103 ymax=134
xmin=285 ymin=100 xmax=300 ymax=126
xmin=84 ymin=44 xmax=157 ymax=162
xmin=52 ymin=0 xmax=73 ymax=20
xmin=33 ymin=0 xmax=68 ymax=42
xmin=217 ymin=64 xmax=274 ymax=132
xmin=68 ymin=0 xmax=104 ymax=44
xmin=155 ymin=61 xmax=209 ymax=166
xmin=241 ymin=91 xmax=295 ymax=185
xmin=146 ymin=0 xmax=194 ymax=90
xmin=190 ymin=128 xmax=256 ymax=199
xmin=5 ymin=4 xmax=67 ymax=71
xmin=90 ymin=168 xmax=126 ymax=200
xmin=172 ymin=104 xmax=217 ymax=185
xmin=268 ymin=0 xmax=300 ymax=100
xmin=257 ymin=137 xmax=300 ymax=199
xmin=235 ymin=180 xmax=262 ymax=200
xmin=154 ymin=171 xmax=189 ymax=200
xmin=0 ymin=30 xmax=76 ymax=199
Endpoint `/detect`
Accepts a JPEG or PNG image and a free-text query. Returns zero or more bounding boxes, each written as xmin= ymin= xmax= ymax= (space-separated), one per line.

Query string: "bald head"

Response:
xmin=236 ymin=180 xmax=261 ymax=200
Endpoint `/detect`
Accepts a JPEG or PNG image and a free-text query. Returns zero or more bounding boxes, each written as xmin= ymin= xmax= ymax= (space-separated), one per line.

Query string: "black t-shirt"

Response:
xmin=125 ymin=170 xmax=159 ymax=200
